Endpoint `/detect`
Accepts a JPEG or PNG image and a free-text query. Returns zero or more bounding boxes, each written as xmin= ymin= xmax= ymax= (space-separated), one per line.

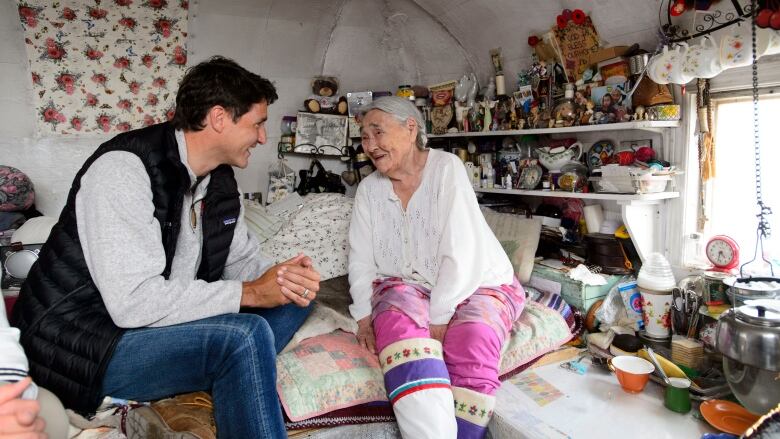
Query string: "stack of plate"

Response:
xmin=671 ymin=336 xmax=704 ymax=370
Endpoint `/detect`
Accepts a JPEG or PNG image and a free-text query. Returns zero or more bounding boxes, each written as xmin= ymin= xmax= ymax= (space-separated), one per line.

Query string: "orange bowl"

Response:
xmin=609 ymin=355 xmax=655 ymax=393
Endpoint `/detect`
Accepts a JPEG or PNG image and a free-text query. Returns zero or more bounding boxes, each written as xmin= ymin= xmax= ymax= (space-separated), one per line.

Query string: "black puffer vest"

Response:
xmin=11 ymin=123 xmax=241 ymax=413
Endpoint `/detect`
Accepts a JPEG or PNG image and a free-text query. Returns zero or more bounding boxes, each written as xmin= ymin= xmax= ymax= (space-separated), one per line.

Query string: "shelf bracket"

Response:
xmin=618 ymin=200 xmax=664 ymax=263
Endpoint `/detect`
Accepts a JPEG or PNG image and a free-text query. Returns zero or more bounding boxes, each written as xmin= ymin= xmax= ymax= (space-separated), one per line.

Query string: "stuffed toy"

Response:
xmin=303 ymin=76 xmax=348 ymax=115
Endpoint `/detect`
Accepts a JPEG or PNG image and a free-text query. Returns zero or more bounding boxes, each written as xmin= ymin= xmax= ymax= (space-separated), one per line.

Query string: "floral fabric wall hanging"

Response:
xmin=17 ymin=0 xmax=189 ymax=135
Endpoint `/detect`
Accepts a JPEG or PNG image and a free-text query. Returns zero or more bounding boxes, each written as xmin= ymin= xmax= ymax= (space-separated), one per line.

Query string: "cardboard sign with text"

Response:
xmin=552 ymin=17 xmax=601 ymax=81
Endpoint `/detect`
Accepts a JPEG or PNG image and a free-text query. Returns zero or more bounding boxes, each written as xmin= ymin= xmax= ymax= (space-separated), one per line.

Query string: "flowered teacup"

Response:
xmin=650 ymin=45 xmax=691 ymax=85
xmin=683 ymin=36 xmax=722 ymax=79
xmin=720 ymin=27 xmax=771 ymax=69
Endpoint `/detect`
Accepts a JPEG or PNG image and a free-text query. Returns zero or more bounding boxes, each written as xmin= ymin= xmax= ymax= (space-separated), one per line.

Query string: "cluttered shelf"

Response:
xmin=427 ymin=120 xmax=680 ymax=138
xmin=475 ymin=187 xmax=680 ymax=202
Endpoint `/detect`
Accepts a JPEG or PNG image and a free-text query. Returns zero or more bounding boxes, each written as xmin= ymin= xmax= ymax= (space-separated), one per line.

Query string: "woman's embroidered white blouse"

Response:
xmin=348 ymin=149 xmax=514 ymax=325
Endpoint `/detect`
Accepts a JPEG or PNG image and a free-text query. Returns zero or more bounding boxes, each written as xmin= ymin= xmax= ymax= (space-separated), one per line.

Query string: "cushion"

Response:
xmin=243 ymin=202 xmax=285 ymax=244
xmin=0 ymin=166 xmax=35 ymax=212
xmin=481 ymin=208 xmax=542 ymax=284
xmin=276 ymin=300 xmax=573 ymax=422
xmin=262 ymin=193 xmax=353 ymax=280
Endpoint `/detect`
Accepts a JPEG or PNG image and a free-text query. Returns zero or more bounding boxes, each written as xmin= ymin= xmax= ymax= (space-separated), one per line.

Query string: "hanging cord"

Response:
xmin=740 ymin=0 xmax=774 ymax=276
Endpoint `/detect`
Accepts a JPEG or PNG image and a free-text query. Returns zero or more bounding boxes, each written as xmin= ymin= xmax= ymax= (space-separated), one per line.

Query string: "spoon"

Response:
xmin=645 ymin=347 xmax=671 ymax=385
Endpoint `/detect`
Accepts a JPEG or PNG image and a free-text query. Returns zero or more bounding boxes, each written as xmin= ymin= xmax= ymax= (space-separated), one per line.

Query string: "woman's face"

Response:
xmin=602 ymin=95 xmax=613 ymax=107
xmin=360 ymin=109 xmax=417 ymax=176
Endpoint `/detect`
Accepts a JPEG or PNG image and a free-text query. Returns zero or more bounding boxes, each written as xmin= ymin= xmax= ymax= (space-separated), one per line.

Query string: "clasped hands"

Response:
xmin=241 ymin=253 xmax=320 ymax=308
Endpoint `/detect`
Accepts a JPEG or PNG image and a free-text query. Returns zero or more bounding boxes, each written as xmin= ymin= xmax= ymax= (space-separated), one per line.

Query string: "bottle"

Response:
xmin=486 ymin=165 xmax=494 ymax=189
xmin=396 ymin=85 xmax=414 ymax=101
xmin=553 ymin=83 xmax=577 ymax=127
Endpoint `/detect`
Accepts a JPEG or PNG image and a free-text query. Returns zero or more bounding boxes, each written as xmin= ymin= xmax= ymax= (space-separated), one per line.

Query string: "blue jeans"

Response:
xmin=101 ymin=304 xmax=311 ymax=439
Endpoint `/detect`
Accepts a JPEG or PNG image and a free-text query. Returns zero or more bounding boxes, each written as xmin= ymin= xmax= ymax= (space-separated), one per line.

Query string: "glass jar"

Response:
xmin=396 ymin=85 xmax=414 ymax=100
xmin=280 ymin=116 xmax=297 ymax=136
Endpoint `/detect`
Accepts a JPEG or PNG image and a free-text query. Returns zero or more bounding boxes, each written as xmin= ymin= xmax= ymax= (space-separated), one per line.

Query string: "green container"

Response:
xmin=529 ymin=263 xmax=624 ymax=312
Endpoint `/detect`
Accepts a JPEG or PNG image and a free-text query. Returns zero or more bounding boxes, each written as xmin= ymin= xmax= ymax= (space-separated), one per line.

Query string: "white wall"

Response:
xmin=1 ymin=0 xmax=663 ymax=216
xmin=0 ymin=0 xmax=473 ymax=215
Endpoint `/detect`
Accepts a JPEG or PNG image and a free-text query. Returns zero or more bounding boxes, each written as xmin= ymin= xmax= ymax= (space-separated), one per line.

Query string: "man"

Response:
xmin=12 ymin=56 xmax=319 ymax=438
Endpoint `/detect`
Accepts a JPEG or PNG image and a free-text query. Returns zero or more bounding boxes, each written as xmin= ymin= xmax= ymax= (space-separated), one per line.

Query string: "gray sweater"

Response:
xmin=75 ymin=131 xmax=270 ymax=328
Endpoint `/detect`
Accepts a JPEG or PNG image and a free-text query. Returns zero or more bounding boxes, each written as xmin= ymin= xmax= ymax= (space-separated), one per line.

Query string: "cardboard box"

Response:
xmin=587 ymin=46 xmax=630 ymax=66
xmin=599 ymin=58 xmax=631 ymax=85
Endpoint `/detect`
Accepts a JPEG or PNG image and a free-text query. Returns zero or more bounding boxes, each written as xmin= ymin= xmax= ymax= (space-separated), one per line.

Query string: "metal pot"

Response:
xmin=716 ymin=300 xmax=780 ymax=414
xmin=724 ymin=276 xmax=780 ymax=307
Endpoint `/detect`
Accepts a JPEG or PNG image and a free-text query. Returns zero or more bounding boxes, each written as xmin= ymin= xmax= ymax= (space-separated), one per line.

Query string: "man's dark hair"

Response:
xmin=171 ymin=56 xmax=278 ymax=131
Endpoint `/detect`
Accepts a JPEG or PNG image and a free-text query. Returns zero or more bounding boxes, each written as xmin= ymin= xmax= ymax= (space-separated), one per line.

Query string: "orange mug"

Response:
xmin=608 ymin=356 xmax=654 ymax=393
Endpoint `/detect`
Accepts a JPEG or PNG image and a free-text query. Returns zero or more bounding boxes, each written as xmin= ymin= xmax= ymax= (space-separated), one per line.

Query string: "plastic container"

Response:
xmin=589 ymin=174 xmax=671 ymax=194
xmin=637 ymin=252 xmax=676 ymax=292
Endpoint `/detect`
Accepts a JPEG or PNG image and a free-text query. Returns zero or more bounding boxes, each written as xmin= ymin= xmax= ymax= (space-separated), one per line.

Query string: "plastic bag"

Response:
xmin=267 ymin=159 xmax=296 ymax=205
xmin=595 ymin=275 xmax=643 ymax=331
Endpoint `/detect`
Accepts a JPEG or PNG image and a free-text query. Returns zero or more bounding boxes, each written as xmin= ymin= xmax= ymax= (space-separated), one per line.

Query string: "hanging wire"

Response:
xmin=740 ymin=0 xmax=774 ymax=277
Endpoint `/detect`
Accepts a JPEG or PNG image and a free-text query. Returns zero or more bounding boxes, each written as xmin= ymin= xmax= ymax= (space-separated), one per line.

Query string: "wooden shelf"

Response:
xmin=475 ymin=188 xmax=680 ymax=203
xmin=428 ymin=120 xmax=680 ymax=138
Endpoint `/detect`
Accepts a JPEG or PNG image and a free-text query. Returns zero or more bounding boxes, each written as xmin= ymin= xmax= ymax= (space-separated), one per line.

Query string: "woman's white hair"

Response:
xmin=363 ymin=96 xmax=428 ymax=150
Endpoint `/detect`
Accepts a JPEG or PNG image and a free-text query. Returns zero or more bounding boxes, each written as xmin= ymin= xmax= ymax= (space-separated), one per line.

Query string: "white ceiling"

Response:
xmin=190 ymin=0 xmax=664 ymax=93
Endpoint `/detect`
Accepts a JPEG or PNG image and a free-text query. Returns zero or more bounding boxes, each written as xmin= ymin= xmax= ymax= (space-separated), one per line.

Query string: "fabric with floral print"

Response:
xmin=263 ymin=193 xmax=353 ymax=281
xmin=452 ymin=386 xmax=495 ymax=428
xmin=17 ymin=0 xmax=188 ymax=135
xmin=0 ymin=166 xmax=35 ymax=212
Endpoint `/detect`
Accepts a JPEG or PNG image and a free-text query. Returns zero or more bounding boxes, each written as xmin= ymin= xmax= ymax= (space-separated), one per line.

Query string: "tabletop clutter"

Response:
xmin=571 ymin=251 xmax=780 ymax=437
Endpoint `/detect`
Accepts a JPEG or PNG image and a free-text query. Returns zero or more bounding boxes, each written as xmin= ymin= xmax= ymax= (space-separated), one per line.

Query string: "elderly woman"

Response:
xmin=348 ymin=97 xmax=524 ymax=439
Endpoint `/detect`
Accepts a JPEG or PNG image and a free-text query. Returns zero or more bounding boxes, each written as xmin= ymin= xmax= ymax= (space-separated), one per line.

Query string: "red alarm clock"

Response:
xmin=705 ymin=235 xmax=739 ymax=272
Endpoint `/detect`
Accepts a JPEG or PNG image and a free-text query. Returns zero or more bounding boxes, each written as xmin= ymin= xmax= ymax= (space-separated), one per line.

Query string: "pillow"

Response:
xmin=244 ymin=203 xmax=285 ymax=243
xmin=263 ymin=193 xmax=353 ymax=280
xmin=276 ymin=301 xmax=573 ymax=422
xmin=276 ymin=330 xmax=386 ymax=422
xmin=481 ymin=208 xmax=542 ymax=284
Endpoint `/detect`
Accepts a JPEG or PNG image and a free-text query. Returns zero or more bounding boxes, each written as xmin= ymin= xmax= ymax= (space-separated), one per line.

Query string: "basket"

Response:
xmin=589 ymin=174 xmax=671 ymax=194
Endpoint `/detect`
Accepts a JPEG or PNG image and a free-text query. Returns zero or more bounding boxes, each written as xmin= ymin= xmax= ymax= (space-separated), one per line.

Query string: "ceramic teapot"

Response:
xmin=536 ymin=142 xmax=583 ymax=172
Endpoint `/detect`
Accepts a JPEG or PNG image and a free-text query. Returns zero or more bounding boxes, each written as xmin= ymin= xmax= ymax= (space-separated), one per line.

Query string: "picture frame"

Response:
xmin=346 ymin=91 xmax=373 ymax=117
xmin=294 ymin=112 xmax=348 ymax=155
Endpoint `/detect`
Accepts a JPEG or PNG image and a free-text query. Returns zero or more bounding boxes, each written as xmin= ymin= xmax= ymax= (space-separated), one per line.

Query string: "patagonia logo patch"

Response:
xmin=223 ymin=217 xmax=237 ymax=226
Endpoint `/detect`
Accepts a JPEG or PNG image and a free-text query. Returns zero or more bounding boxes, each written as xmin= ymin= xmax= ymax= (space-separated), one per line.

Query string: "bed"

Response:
xmin=250 ymin=193 xmax=581 ymax=438
xmin=68 ymin=192 xmax=580 ymax=438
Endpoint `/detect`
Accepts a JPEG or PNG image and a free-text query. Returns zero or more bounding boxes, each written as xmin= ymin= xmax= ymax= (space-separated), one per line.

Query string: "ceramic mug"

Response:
xmin=683 ymin=36 xmax=722 ymax=79
xmin=652 ymin=45 xmax=692 ymax=85
xmin=647 ymin=49 xmax=671 ymax=85
xmin=608 ymin=356 xmax=655 ymax=394
xmin=664 ymin=377 xmax=692 ymax=413
xmin=720 ymin=27 xmax=771 ymax=69
xmin=640 ymin=287 xmax=673 ymax=339
xmin=758 ymin=26 xmax=780 ymax=57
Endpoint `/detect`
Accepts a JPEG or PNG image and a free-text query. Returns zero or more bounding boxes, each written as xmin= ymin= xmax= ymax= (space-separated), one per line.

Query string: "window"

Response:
xmin=706 ymin=93 xmax=780 ymax=272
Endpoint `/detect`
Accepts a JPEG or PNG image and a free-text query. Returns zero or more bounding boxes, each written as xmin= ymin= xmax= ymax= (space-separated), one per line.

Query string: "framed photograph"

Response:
xmin=346 ymin=91 xmax=373 ymax=117
xmin=295 ymin=112 xmax=348 ymax=155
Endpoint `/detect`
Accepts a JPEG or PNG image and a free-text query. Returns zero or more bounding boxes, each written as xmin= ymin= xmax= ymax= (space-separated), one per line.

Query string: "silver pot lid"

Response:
xmin=725 ymin=276 xmax=780 ymax=294
xmin=736 ymin=299 xmax=780 ymax=327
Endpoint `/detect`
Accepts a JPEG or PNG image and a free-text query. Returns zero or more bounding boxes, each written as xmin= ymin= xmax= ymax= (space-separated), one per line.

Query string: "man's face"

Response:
xmin=221 ymin=102 xmax=268 ymax=168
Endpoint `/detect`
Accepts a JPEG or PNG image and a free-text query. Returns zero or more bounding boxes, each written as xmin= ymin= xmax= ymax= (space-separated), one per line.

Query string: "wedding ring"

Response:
xmin=301 ymin=288 xmax=310 ymax=299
